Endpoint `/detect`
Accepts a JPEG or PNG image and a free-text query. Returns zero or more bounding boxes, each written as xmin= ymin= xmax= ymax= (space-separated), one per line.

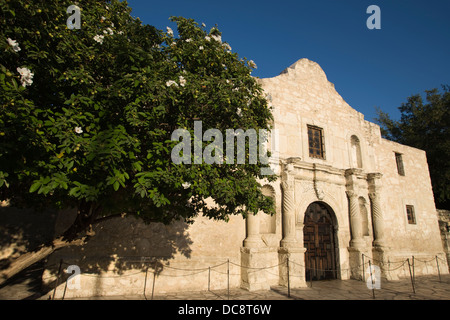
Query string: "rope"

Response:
xmin=45 ymin=254 xmax=448 ymax=282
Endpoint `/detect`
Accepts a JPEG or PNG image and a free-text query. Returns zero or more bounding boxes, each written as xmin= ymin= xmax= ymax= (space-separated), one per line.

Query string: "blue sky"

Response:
xmin=127 ymin=0 xmax=449 ymax=122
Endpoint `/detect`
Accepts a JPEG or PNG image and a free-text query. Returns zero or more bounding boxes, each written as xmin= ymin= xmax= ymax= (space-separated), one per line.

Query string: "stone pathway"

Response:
xmin=41 ymin=274 xmax=450 ymax=300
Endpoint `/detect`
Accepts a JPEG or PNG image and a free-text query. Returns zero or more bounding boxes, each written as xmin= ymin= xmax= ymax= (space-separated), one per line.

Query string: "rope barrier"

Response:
xmin=46 ymin=253 xmax=448 ymax=300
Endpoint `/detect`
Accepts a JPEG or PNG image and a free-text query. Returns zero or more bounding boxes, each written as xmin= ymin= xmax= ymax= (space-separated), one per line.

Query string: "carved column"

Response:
xmin=346 ymin=190 xmax=364 ymax=248
xmin=345 ymin=169 xmax=364 ymax=249
xmin=345 ymin=169 xmax=365 ymax=280
xmin=280 ymin=164 xmax=296 ymax=248
xmin=277 ymin=159 xmax=306 ymax=288
xmin=367 ymin=173 xmax=390 ymax=279
xmin=367 ymin=173 xmax=386 ymax=248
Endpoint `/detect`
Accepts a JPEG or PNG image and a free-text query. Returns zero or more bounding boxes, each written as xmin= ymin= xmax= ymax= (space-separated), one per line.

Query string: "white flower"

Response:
xmin=166 ymin=27 xmax=173 ymax=36
xmin=182 ymin=182 xmax=191 ymax=189
xmin=166 ymin=80 xmax=178 ymax=87
xmin=104 ymin=27 xmax=114 ymax=35
xmin=222 ymin=43 xmax=231 ymax=51
xmin=93 ymin=34 xmax=104 ymax=44
xmin=199 ymin=46 xmax=204 ymax=50
xmin=179 ymin=75 xmax=186 ymax=87
xmin=7 ymin=38 xmax=21 ymax=52
xmin=236 ymin=108 xmax=242 ymax=117
xmin=205 ymin=36 xmax=210 ymax=41
xmin=16 ymin=67 xmax=33 ymax=87
xmin=248 ymin=60 xmax=257 ymax=69
xmin=185 ymin=38 xmax=192 ymax=42
xmin=201 ymin=23 xmax=206 ymax=28
xmin=74 ymin=127 xmax=83 ymax=134
xmin=118 ymin=31 xmax=124 ymax=35
xmin=211 ymin=34 xmax=222 ymax=43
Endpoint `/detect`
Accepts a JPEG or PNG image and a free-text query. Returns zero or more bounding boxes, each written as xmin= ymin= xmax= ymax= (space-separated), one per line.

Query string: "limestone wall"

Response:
xmin=44 ymin=58 xmax=448 ymax=298
xmin=45 ymin=209 xmax=247 ymax=298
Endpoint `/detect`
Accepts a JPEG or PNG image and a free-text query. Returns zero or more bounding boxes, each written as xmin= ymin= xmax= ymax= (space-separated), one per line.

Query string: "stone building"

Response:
xmin=45 ymin=58 xmax=448 ymax=298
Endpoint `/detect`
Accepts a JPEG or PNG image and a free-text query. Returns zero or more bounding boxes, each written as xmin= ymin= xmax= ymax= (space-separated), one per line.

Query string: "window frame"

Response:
xmin=307 ymin=125 xmax=326 ymax=160
xmin=406 ymin=205 xmax=416 ymax=225
xmin=395 ymin=152 xmax=405 ymax=176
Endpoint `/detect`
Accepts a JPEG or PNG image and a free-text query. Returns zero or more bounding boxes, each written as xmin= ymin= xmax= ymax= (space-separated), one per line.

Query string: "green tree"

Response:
xmin=0 ymin=0 xmax=275 ymax=284
xmin=375 ymin=86 xmax=450 ymax=209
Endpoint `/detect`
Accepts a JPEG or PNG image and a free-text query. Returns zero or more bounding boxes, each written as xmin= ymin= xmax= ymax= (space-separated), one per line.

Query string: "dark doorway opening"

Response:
xmin=304 ymin=202 xmax=337 ymax=281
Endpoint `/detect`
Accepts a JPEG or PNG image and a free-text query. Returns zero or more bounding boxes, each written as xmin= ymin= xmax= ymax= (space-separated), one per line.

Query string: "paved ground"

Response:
xmin=1 ymin=262 xmax=449 ymax=300
xmin=68 ymin=274 xmax=450 ymax=300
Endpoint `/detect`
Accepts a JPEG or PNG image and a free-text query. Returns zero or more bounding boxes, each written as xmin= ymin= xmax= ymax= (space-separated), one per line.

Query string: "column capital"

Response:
xmin=346 ymin=190 xmax=358 ymax=199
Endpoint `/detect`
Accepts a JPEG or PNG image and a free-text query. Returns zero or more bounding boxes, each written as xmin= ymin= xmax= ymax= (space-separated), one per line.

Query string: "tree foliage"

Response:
xmin=375 ymin=86 xmax=450 ymax=209
xmin=0 ymin=0 xmax=275 ymax=245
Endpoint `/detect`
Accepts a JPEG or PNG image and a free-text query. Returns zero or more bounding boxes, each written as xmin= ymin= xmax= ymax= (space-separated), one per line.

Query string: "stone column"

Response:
xmin=367 ymin=173 xmax=389 ymax=278
xmin=241 ymin=193 xmax=267 ymax=290
xmin=346 ymin=190 xmax=364 ymax=249
xmin=367 ymin=173 xmax=386 ymax=248
xmin=280 ymin=178 xmax=296 ymax=248
xmin=345 ymin=169 xmax=365 ymax=280
xmin=243 ymin=213 xmax=263 ymax=248
xmin=277 ymin=159 xmax=306 ymax=288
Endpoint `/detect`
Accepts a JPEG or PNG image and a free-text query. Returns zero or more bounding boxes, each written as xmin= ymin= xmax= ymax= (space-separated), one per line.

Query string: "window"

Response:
xmin=395 ymin=153 xmax=405 ymax=176
xmin=308 ymin=125 xmax=325 ymax=159
xmin=406 ymin=205 xmax=416 ymax=224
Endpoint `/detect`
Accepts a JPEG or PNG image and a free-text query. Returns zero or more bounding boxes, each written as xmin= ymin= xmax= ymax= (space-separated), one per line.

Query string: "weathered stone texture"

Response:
xmin=45 ymin=58 xmax=448 ymax=298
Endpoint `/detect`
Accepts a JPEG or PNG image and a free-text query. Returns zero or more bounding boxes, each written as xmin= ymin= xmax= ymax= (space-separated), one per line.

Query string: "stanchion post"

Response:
xmin=208 ymin=266 xmax=211 ymax=291
xmin=52 ymin=259 xmax=63 ymax=300
xmin=368 ymin=260 xmax=375 ymax=299
xmin=227 ymin=259 xmax=230 ymax=300
xmin=362 ymin=254 xmax=365 ymax=282
xmin=151 ymin=261 xmax=157 ymax=300
xmin=287 ymin=257 xmax=290 ymax=298
xmin=436 ymin=256 xmax=441 ymax=282
xmin=143 ymin=266 xmax=149 ymax=300
xmin=407 ymin=258 xmax=415 ymax=294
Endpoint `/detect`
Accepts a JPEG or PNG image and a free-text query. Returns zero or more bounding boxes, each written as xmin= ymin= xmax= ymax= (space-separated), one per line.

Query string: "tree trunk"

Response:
xmin=0 ymin=236 xmax=85 ymax=286
xmin=0 ymin=201 xmax=101 ymax=286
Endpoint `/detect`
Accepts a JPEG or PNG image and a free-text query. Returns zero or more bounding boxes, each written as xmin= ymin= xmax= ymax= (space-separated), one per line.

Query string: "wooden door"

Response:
xmin=304 ymin=203 xmax=336 ymax=281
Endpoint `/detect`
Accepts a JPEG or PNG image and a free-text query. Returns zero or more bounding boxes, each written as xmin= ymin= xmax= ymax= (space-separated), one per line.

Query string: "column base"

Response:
xmin=240 ymin=247 xmax=272 ymax=291
xmin=278 ymin=247 xmax=307 ymax=288
xmin=348 ymin=247 xmax=364 ymax=281
xmin=372 ymin=246 xmax=392 ymax=280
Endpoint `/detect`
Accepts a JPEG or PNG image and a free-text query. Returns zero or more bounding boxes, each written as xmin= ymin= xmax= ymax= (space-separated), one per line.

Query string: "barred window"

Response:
xmin=308 ymin=125 xmax=325 ymax=159
xmin=406 ymin=205 xmax=416 ymax=224
xmin=395 ymin=152 xmax=405 ymax=176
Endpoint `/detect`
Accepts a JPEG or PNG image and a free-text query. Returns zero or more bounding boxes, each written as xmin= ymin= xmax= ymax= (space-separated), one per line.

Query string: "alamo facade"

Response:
xmin=45 ymin=58 xmax=449 ymax=298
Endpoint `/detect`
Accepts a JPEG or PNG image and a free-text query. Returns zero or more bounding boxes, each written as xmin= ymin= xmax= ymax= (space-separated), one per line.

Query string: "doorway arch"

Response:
xmin=303 ymin=202 xmax=338 ymax=281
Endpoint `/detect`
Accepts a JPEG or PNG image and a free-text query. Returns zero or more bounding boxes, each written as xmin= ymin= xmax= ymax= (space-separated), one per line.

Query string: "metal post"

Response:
xmin=412 ymin=256 xmax=415 ymax=285
xmin=362 ymin=254 xmax=365 ymax=282
xmin=52 ymin=259 xmax=63 ymax=300
xmin=287 ymin=257 xmax=290 ymax=298
xmin=208 ymin=266 xmax=211 ymax=291
xmin=227 ymin=259 xmax=230 ymax=300
xmin=436 ymin=256 xmax=441 ymax=282
xmin=368 ymin=260 xmax=375 ymax=299
xmin=407 ymin=258 xmax=415 ymax=294
xmin=151 ymin=262 xmax=157 ymax=300
xmin=143 ymin=266 xmax=149 ymax=300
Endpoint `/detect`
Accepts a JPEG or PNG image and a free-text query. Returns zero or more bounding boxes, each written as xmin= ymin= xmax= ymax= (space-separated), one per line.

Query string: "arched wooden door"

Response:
xmin=304 ymin=202 xmax=337 ymax=281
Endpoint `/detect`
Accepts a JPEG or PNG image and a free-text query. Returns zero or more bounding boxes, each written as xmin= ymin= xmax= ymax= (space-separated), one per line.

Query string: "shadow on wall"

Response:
xmin=43 ymin=208 xmax=194 ymax=291
xmin=0 ymin=205 xmax=58 ymax=267
xmin=0 ymin=204 xmax=194 ymax=297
